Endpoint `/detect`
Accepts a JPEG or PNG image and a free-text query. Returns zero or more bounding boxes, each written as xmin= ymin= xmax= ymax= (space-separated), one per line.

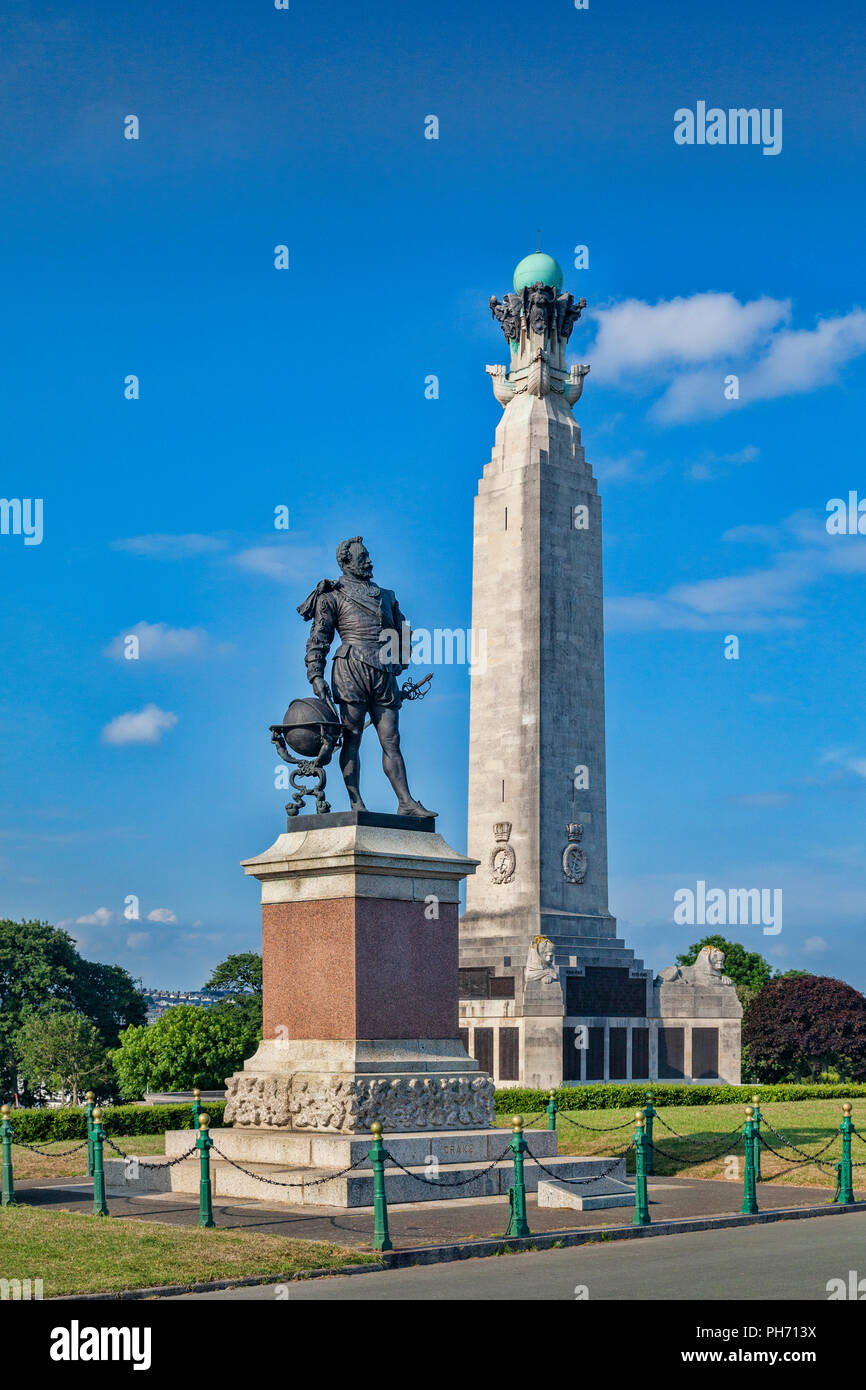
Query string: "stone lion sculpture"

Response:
xmin=657 ymin=945 xmax=733 ymax=987
xmin=525 ymin=934 xmax=558 ymax=985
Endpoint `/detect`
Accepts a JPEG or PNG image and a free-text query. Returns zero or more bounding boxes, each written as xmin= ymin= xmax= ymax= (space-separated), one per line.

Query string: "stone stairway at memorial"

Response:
xmin=105 ymin=1126 xmax=631 ymax=1209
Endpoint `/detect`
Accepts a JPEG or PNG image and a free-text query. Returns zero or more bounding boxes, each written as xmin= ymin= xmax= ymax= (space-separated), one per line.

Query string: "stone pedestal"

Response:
xmin=225 ymin=812 xmax=497 ymax=1133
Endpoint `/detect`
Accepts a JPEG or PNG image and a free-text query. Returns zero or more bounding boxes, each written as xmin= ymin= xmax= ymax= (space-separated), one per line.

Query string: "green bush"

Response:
xmin=4 ymin=1101 xmax=227 ymax=1143
xmin=493 ymin=1083 xmax=866 ymax=1115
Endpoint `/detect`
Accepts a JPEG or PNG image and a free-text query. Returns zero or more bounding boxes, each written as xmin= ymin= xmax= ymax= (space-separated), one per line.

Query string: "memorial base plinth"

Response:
xmin=105 ymin=1127 xmax=626 ymax=1208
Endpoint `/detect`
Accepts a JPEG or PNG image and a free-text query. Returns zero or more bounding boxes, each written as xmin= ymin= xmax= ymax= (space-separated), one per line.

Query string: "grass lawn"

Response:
xmin=9 ymin=1133 xmax=168 ymax=1181
xmin=0 ymin=1207 xmax=378 ymax=1297
xmin=497 ymin=1099 xmax=866 ymax=1191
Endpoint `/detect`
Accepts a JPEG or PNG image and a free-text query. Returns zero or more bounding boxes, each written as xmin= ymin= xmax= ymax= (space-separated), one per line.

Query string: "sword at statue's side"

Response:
xmin=362 ymin=672 xmax=433 ymax=730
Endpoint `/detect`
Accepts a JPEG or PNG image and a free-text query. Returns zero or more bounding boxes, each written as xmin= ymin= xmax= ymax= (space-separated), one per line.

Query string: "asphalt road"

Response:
xmin=179 ymin=1212 xmax=866 ymax=1301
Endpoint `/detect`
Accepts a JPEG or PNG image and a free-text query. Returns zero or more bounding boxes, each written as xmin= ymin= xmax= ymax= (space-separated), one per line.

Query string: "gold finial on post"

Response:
xmin=843 ymin=1101 xmax=853 ymax=1116
xmin=199 ymin=1113 xmax=210 ymax=1130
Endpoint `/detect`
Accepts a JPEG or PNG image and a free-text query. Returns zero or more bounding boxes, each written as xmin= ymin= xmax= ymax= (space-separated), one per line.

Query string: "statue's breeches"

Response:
xmin=332 ymin=647 xmax=400 ymax=710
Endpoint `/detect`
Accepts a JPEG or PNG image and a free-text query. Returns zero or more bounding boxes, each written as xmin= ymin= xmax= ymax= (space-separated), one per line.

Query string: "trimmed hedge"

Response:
xmin=5 ymin=1102 xmax=227 ymax=1144
xmin=494 ymin=1083 xmax=866 ymax=1115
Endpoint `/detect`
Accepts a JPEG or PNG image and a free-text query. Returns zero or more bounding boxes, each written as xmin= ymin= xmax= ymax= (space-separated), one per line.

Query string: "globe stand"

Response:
xmin=270 ymin=719 xmax=340 ymax=818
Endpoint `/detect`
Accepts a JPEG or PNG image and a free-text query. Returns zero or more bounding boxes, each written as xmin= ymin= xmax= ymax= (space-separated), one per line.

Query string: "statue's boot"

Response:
xmin=397 ymin=797 xmax=437 ymax=818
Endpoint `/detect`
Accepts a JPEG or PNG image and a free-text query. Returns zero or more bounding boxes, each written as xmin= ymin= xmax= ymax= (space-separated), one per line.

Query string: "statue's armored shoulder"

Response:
xmin=297 ymin=578 xmax=338 ymax=621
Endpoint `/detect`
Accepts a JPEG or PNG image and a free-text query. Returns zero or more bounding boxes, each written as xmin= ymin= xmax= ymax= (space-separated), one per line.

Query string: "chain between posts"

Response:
xmin=523 ymin=1147 xmax=631 ymax=1185
xmin=386 ymin=1141 xmax=513 ymax=1189
xmin=209 ymin=1143 xmax=371 ymax=1188
xmin=760 ymin=1120 xmax=842 ymax=1162
xmin=644 ymin=1127 xmax=746 ymax=1166
xmin=556 ymin=1110 xmax=637 ymax=1133
xmin=103 ymin=1135 xmax=198 ymax=1168
xmin=757 ymin=1134 xmax=841 ymax=1170
xmin=8 ymin=1136 xmax=89 ymax=1157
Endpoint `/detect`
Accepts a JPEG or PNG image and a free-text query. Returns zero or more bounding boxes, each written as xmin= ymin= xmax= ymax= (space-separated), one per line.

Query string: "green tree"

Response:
xmin=0 ymin=919 xmax=146 ymax=1096
xmin=14 ymin=1010 xmax=111 ymax=1104
xmin=111 ymin=1005 xmax=259 ymax=1099
xmin=675 ymin=936 xmax=775 ymax=993
xmin=204 ymin=951 xmax=263 ymax=1036
xmin=0 ymin=919 xmax=79 ymax=1093
xmin=203 ymin=953 xmax=262 ymax=996
xmin=73 ymin=959 xmax=147 ymax=1048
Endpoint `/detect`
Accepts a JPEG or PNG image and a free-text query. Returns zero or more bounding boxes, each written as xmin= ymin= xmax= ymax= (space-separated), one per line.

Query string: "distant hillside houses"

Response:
xmin=140 ymin=989 xmax=229 ymax=1023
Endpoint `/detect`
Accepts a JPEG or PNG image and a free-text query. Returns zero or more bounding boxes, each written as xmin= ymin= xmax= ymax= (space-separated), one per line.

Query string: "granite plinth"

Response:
xmin=233 ymin=821 xmax=492 ymax=1132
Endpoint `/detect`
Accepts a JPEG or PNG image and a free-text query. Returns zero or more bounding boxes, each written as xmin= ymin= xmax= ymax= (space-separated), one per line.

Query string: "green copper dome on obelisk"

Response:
xmin=513 ymin=251 xmax=563 ymax=294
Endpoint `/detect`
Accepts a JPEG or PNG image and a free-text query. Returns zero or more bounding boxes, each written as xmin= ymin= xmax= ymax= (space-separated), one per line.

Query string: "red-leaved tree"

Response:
xmin=743 ymin=975 xmax=866 ymax=1082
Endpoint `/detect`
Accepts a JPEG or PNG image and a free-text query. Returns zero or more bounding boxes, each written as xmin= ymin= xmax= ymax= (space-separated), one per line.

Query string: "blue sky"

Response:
xmin=2 ymin=0 xmax=865 ymax=989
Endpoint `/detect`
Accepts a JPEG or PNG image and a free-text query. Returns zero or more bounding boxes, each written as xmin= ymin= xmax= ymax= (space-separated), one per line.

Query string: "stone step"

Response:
xmin=163 ymin=1126 xmax=558 ymax=1169
xmin=537 ymin=1176 xmax=634 ymax=1212
xmin=104 ymin=1150 xmax=626 ymax=1208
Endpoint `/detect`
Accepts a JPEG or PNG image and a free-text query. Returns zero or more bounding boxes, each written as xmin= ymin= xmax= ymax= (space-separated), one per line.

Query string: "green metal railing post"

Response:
xmin=643 ymin=1091 xmax=657 ymax=1176
xmin=633 ymin=1110 xmax=651 ymax=1226
xmin=751 ymin=1093 xmax=763 ymax=1183
xmin=546 ymin=1089 xmax=558 ymax=1131
xmin=741 ymin=1106 xmax=759 ymax=1214
xmin=84 ymin=1090 xmax=96 ymax=1177
xmin=191 ymin=1086 xmax=203 ymax=1133
xmin=837 ymin=1102 xmax=855 ymax=1205
xmin=1 ymin=1104 xmax=17 ymax=1207
xmin=197 ymin=1113 xmax=215 ymax=1228
xmin=369 ymin=1121 xmax=392 ymax=1252
xmin=91 ymin=1107 xmax=109 ymax=1217
xmin=505 ymin=1114 xmax=531 ymax=1239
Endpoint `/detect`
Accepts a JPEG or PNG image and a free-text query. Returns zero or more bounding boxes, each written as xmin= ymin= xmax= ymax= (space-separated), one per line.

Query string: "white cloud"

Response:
xmin=74 ymin=906 xmax=115 ymax=926
xmin=591 ymin=449 xmax=648 ymax=483
xmin=232 ymin=545 xmax=323 ymax=583
xmin=125 ymin=932 xmax=150 ymax=950
xmin=803 ymin=936 xmax=830 ymax=954
xmin=101 ymin=703 xmax=178 ymax=746
xmin=749 ymin=310 xmax=866 ymax=400
xmin=589 ymin=293 xmax=788 ymax=380
xmin=687 ymin=444 xmax=758 ymax=482
xmin=607 ymin=508 xmax=866 ymax=632
xmin=821 ymin=748 xmax=866 ymax=780
xmin=581 ymin=293 xmax=866 ymax=425
xmin=147 ymin=907 xmax=177 ymax=923
xmin=104 ymin=621 xmax=212 ymax=661
xmin=652 ymin=307 xmax=866 ymax=423
xmin=722 ymin=523 xmax=780 ymax=545
xmin=607 ymin=549 xmax=814 ymax=632
xmin=112 ymin=534 xmax=225 ymax=559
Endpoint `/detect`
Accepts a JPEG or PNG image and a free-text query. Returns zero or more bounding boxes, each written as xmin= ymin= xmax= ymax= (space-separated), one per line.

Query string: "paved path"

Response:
xmin=178 ymin=1212 xmax=866 ymax=1301
xmin=17 ymin=1173 xmax=848 ymax=1248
